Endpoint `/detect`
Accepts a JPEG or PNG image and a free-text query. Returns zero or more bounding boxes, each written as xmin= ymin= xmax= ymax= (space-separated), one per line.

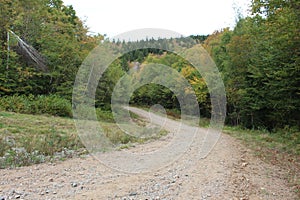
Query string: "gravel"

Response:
xmin=0 ymin=107 xmax=297 ymax=199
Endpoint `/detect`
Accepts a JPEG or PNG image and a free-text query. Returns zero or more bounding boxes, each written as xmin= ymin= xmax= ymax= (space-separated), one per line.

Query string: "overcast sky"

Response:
xmin=62 ymin=0 xmax=251 ymax=40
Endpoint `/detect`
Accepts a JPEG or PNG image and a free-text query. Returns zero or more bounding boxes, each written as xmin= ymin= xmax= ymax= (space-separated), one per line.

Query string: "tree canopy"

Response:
xmin=0 ymin=0 xmax=299 ymax=131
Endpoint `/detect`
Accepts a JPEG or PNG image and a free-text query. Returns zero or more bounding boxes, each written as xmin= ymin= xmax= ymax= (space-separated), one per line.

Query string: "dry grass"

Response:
xmin=0 ymin=110 xmax=168 ymax=168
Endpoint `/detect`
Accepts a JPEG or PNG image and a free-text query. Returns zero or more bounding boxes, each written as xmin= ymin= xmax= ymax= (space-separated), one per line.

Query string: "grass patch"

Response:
xmin=75 ymin=104 xmax=139 ymax=123
xmin=0 ymin=111 xmax=84 ymax=168
xmin=224 ymin=126 xmax=300 ymax=156
xmin=224 ymin=126 xmax=300 ymax=196
xmin=0 ymin=109 xmax=169 ymax=168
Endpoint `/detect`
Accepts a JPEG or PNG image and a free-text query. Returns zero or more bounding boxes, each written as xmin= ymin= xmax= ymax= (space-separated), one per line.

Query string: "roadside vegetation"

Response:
xmin=225 ymin=126 xmax=300 ymax=195
xmin=0 ymin=0 xmax=298 ymax=194
xmin=1 ymin=0 xmax=298 ymax=130
xmin=0 ymin=109 xmax=167 ymax=168
xmin=0 ymin=111 xmax=82 ymax=168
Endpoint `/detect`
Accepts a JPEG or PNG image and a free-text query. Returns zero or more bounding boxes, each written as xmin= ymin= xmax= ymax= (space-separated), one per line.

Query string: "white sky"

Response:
xmin=63 ymin=0 xmax=251 ymax=39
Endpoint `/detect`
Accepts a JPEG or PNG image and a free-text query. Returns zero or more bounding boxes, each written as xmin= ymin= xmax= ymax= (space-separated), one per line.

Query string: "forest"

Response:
xmin=0 ymin=0 xmax=299 ymax=132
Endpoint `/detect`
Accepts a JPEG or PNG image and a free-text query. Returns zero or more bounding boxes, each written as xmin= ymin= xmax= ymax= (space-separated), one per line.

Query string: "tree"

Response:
xmin=205 ymin=0 xmax=300 ymax=129
xmin=0 ymin=0 xmax=102 ymax=98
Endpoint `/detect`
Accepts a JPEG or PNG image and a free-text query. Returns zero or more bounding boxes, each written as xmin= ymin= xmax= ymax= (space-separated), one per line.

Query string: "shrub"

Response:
xmin=35 ymin=95 xmax=72 ymax=117
xmin=96 ymin=108 xmax=114 ymax=122
xmin=0 ymin=94 xmax=72 ymax=117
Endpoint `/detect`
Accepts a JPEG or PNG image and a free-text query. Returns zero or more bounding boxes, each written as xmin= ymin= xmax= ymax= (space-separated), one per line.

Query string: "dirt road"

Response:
xmin=0 ymin=107 xmax=297 ymax=199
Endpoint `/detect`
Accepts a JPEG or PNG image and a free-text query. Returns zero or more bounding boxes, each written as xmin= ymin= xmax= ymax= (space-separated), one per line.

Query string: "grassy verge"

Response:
xmin=224 ymin=126 xmax=300 ymax=195
xmin=0 ymin=111 xmax=84 ymax=168
xmin=0 ymin=109 xmax=168 ymax=168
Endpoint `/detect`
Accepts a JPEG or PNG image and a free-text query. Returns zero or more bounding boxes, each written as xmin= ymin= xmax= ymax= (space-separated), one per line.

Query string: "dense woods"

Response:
xmin=204 ymin=0 xmax=300 ymax=129
xmin=0 ymin=0 xmax=103 ymax=98
xmin=0 ymin=0 xmax=299 ymax=132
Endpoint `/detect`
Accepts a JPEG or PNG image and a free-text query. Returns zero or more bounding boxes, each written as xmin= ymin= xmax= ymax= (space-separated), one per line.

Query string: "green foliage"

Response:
xmin=0 ymin=0 xmax=298 ymax=142
xmin=130 ymin=52 xmax=210 ymax=116
xmin=132 ymin=83 xmax=179 ymax=109
xmin=0 ymin=0 xmax=103 ymax=99
xmin=225 ymin=126 xmax=300 ymax=155
xmin=0 ymin=94 xmax=72 ymax=117
xmin=35 ymin=95 xmax=72 ymax=117
xmin=205 ymin=1 xmax=300 ymax=130
xmin=96 ymin=59 xmax=125 ymax=107
xmin=74 ymin=104 xmax=115 ymax=122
